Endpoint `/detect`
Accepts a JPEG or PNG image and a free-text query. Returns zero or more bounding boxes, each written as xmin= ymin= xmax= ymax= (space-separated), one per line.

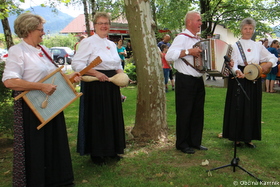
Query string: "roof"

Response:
xmin=60 ymin=14 xmax=129 ymax=35
xmin=60 ymin=14 xmax=92 ymax=34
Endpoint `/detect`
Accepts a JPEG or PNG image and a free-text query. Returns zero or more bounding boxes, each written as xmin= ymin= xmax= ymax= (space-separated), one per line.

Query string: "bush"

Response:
xmin=124 ymin=58 xmax=137 ymax=82
xmin=0 ymin=62 xmax=14 ymax=135
xmin=41 ymin=34 xmax=78 ymax=49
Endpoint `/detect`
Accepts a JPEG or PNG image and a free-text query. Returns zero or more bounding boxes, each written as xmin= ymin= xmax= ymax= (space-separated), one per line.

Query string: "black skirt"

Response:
xmin=223 ymin=66 xmax=262 ymax=142
xmin=77 ymin=70 xmax=126 ymax=156
xmin=21 ymin=101 xmax=74 ymax=186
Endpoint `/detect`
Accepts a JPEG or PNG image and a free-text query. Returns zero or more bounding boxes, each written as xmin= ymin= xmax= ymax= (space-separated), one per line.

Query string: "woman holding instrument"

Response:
xmin=71 ymin=12 xmax=126 ymax=165
xmin=223 ymin=18 xmax=277 ymax=148
xmin=2 ymin=13 xmax=81 ymax=186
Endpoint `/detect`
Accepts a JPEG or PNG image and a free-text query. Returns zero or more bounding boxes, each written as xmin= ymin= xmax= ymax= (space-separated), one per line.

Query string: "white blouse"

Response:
xmin=2 ymin=41 xmax=57 ymax=82
xmin=71 ymin=34 xmax=122 ymax=72
xmin=231 ymin=39 xmax=278 ymax=72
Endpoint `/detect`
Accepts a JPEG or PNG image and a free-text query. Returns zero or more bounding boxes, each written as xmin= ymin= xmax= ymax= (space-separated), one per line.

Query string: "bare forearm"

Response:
xmin=4 ymin=78 xmax=57 ymax=95
xmin=4 ymin=78 xmax=45 ymax=91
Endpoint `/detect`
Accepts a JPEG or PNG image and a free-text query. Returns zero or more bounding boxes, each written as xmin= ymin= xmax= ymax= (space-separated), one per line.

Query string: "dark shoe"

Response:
xmin=91 ymin=156 xmax=106 ymax=165
xmin=245 ymin=142 xmax=256 ymax=148
xmin=109 ymin=155 xmax=123 ymax=161
xmin=180 ymin=147 xmax=195 ymax=154
xmin=192 ymin=145 xmax=208 ymax=150
xmin=234 ymin=142 xmax=243 ymax=147
xmin=63 ymin=182 xmax=75 ymax=187
xmin=213 ymin=77 xmax=216 ymax=81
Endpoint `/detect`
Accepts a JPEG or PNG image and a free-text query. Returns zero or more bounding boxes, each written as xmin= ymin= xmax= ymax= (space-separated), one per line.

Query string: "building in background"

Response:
xmin=60 ymin=14 xmax=130 ymax=43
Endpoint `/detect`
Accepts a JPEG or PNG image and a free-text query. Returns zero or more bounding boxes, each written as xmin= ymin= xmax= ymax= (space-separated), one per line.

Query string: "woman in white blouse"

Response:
xmin=72 ymin=12 xmax=126 ymax=165
xmin=2 ymin=13 xmax=80 ymax=186
xmin=223 ymin=18 xmax=277 ymax=148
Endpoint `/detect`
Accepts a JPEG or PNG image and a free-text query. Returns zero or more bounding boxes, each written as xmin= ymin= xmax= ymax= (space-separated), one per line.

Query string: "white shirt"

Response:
xmin=2 ymin=41 xmax=57 ymax=82
xmin=71 ymin=34 xmax=122 ymax=72
xmin=232 ymin=39 xmax=277 ymax=72
xmin=165 ymin=29 xmax=203 ymax=77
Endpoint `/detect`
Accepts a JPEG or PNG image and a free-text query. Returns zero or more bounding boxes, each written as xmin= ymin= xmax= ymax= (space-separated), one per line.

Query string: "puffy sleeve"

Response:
xmin=2 ymin=45 xmax=25 ymax=82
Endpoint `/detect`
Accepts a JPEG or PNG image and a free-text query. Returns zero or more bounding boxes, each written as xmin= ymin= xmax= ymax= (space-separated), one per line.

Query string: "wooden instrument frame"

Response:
xmin=14 ymin=56 xmax=102 ymax=130
xmin=15 ymin=66 xmax=83 ymax=130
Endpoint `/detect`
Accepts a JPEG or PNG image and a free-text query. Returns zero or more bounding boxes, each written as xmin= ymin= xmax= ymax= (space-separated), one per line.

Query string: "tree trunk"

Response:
xmin=82 ymin=0 xmax=91 ymax=35
xmin=124 ymin=0 xmax=168 ymax=142
xmin=200 ymin=0 xmax=212 ymax=38
xmin=1 ymin=16 xmax=14 ymax=49
xmin=90 ymin=0 xmax=96 ymax=20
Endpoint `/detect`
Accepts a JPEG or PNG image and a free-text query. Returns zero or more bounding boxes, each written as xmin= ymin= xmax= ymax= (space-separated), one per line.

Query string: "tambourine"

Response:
xmin=82 ymin=73 xmax=129 ymax=87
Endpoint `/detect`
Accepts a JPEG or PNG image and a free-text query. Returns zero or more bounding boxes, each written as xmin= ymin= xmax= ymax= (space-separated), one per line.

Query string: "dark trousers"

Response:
xmin=175 ymin=72 xmax=205 ymax=149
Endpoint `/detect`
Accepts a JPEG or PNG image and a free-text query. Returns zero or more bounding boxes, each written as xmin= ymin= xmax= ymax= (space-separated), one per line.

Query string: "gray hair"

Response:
xmin=240 ymin=18 xmax=256 ymax=30
xmin=14 ymin=12 xmax=45 ymax=38
xmin=92 ymin=12 xmax=111 ymax=25
xmin=184 ymin=11 xmax=200 ymax=24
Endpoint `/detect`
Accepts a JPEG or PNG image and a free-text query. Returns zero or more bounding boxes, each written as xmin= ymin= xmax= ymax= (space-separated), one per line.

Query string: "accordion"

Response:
xmin=193 ymin=39 xmax=232 ymax=77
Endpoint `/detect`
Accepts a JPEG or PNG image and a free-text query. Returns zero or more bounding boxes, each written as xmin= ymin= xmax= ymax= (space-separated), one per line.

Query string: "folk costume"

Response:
xmin=223 ymin=39 xmax=277 ymax=142
xmin=165 ymin=29 xmax=206 ymax=151
xmin=72 ymin=34 xmax=126 ymax=158
xmin=2 ymin=41 xmax=74 ymax=186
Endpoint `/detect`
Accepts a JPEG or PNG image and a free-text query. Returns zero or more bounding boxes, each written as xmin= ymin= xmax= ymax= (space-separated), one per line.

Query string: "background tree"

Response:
xmin=82 ymin=0 xmax=91 ymax=35
xmin=153 ymin=0 xmax=280 ymax=39
xmin=124 ymin=0 xmax=168 ymax=142
xmin=197 ymin=0 xmax=280 ymax=38
xmin=155 ymin=0 xmax=192 ymax=33
xmin=0 ymin=0 xmax=22 ymax=49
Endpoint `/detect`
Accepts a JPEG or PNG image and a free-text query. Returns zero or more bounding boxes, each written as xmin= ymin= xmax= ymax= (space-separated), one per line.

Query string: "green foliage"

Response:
xmin=152 ymin=0 xmax=280 ymax=38
xmin=0 ymin=34 xmax=7 ymax=49
xmin=1 ymin=85 xmax=280 ymax=186
xmin=41 ymin=34 xmax=77 ymax=49
xmin=0 ymin=62 xmax=14 ymax=135
xmin=199 ymin=0 xmax=276 ymax=37
xmin=124 ymin=59 xmax=137 ymax=82
xmin=155 ymin=0 xmax=192 ymax=33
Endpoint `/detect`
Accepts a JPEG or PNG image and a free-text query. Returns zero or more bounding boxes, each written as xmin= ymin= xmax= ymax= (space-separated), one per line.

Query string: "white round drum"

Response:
xmin=244 ymin=63 xmax=262 ymax=80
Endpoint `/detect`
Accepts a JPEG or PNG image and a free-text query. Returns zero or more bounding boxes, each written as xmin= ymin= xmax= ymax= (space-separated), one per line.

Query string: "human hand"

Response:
xmin=94 ymin=71 xmax=109 ymax=82
xmin=261 ymin=62 xmax=273 ymax=74
xmin=41 ymin=83 xmax=57 ymax=95
xmin=190 ymin=47 xmax=202 ymax=58
xmin=68 ymin=72 xmax=82 ymax=83
xmin=235 ymin=70 xmax=245 ymax=78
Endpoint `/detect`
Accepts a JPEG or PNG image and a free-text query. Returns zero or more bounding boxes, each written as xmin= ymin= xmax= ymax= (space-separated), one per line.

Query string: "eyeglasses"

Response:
xmin=95 ymin=22 xmax=110 ymax=26
xmin=36 ymin=29 xmax=44 ymax=32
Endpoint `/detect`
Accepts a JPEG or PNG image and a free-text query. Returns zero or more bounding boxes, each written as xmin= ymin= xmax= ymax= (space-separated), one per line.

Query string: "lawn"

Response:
xmin=1 ymin=84 xmax=280 ymax=187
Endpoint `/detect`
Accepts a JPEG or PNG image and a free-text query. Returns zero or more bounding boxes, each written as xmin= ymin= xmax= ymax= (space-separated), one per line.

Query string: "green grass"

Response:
xmin=1 ymin=84 xmax=280 ymax=187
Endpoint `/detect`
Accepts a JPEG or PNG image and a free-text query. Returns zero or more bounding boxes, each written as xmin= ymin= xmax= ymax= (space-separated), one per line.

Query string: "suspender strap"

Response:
xmin=178 ymin=33 xmax=200 ymax=40
xmin=178 ymin=33 xmax=204 ymax=73
xmin=236 ymin=41 xmax=248 ymax=66
xmin=180 ymin=58 xmax=205 ymax=73
xmin=38 ymin=45 xmax=59 ymax=68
